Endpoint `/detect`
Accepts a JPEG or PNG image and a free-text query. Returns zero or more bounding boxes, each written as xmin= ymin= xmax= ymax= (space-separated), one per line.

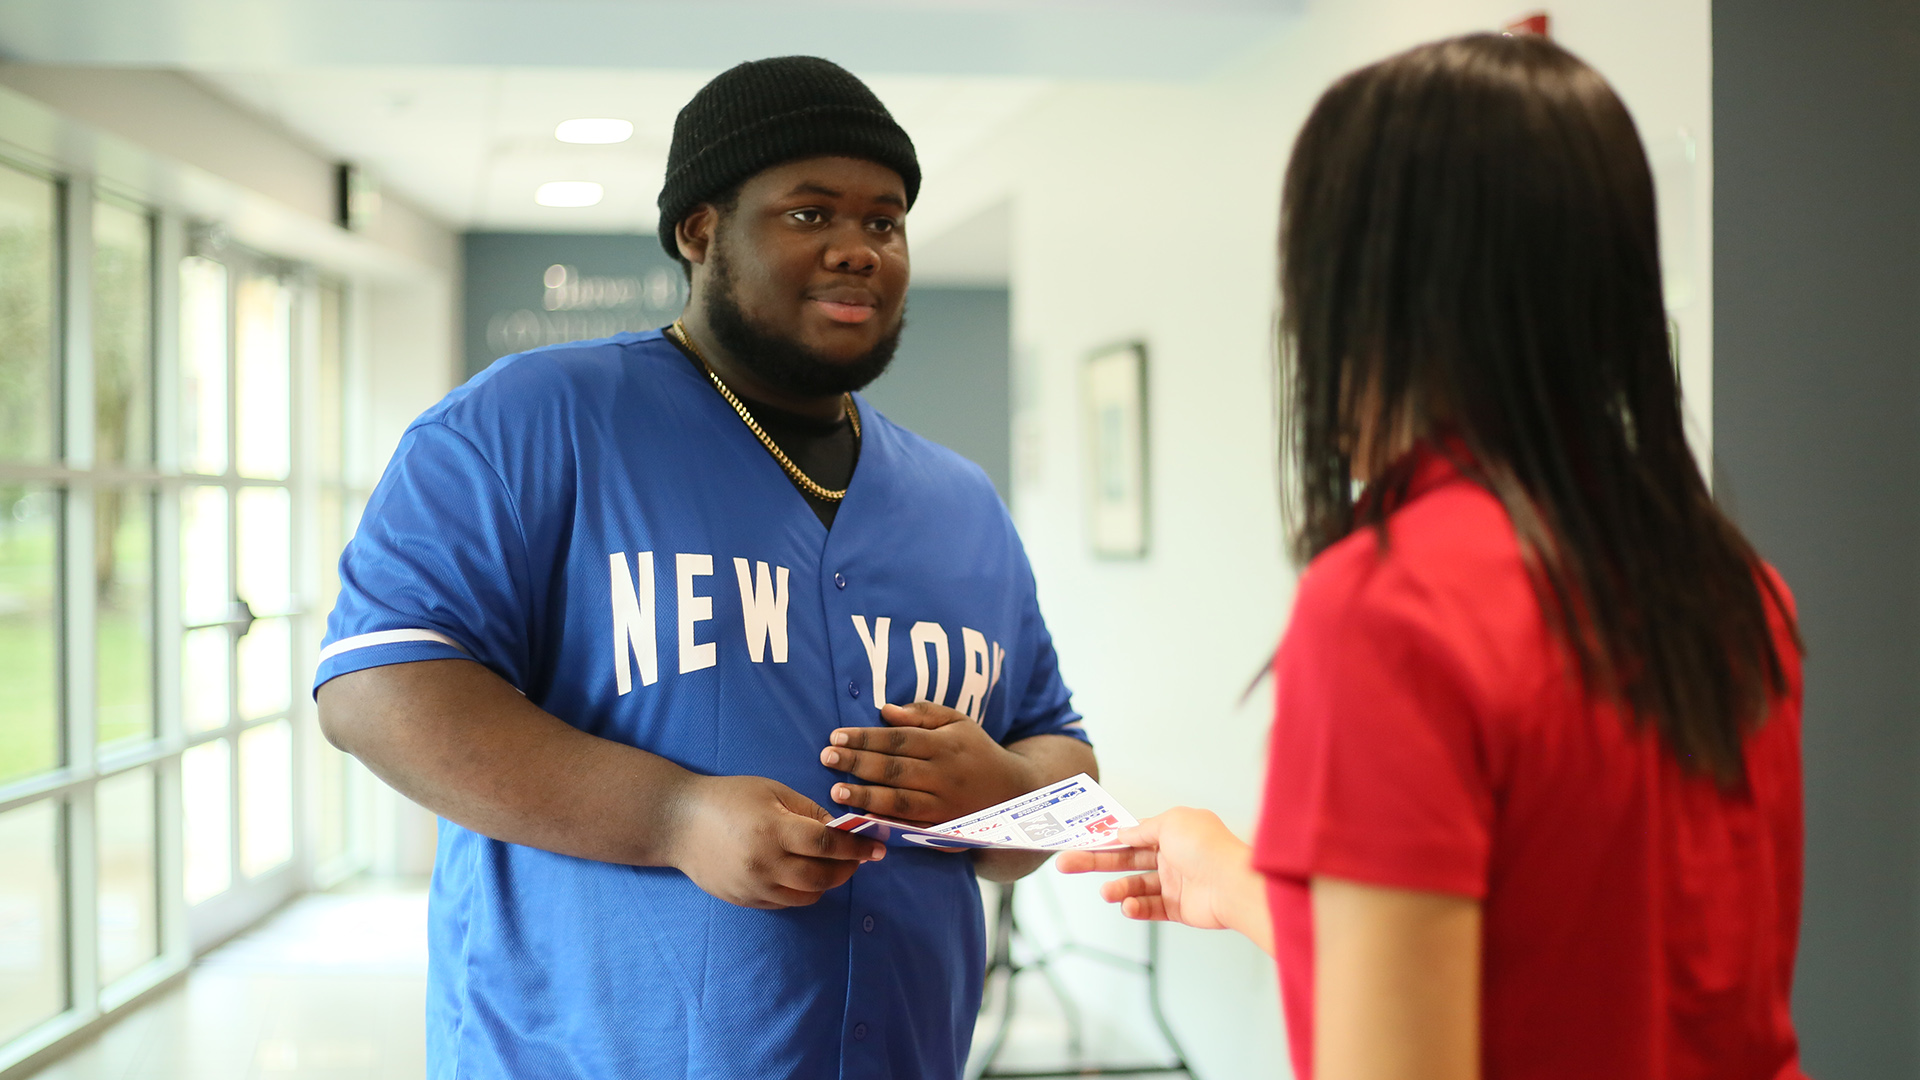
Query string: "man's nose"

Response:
xmin=823 ymin=226 xmax=880 ymax=275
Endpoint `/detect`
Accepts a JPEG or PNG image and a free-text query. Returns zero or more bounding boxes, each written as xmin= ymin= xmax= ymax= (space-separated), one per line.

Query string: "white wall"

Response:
xmin=944 ymin=2 xmax=1713 ymax=1075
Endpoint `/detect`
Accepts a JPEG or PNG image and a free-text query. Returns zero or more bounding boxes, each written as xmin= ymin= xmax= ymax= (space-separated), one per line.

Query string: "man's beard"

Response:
xmin=703 ymin=241 xmax=903 ymax=397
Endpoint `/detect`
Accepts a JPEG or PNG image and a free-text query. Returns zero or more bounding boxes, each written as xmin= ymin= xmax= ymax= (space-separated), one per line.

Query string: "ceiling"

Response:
xmin=1 ymin=0 xmax=1303 ymax=248
xmin=0 ymin=0 xmax=1303 ymax=75
xmin=195 ymin=67 xmax=1050 ymax=234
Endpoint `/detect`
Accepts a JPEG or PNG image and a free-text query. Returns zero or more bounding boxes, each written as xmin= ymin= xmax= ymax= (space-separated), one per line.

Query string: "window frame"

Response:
xmin=0 ymin=161 xmax=368 ymax=1078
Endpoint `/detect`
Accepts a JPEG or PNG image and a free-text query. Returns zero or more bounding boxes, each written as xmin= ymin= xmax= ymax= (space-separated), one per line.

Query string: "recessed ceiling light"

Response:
xmin=555 ymin=118 xmax=634 ymax=144
xmin=535 ymin=181 xmax=604 ymax=208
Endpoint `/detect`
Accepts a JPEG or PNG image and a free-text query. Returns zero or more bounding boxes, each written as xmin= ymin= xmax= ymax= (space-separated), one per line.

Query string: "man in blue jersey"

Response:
xmin=315 ymin=56 xmax=1096 ymax=1079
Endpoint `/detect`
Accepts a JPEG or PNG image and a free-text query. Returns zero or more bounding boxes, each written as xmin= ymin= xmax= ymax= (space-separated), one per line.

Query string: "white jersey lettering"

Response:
xmin=851 ymin=615 xmax=891 ymax=709
xmin=609 ymin=552 xmax=658 ymax=694
xmin=733 ymin=558 xmax=791 ymax=664
xmin=955 ymin=627 xmax=992 ymax=721
xmin=677 ymin=553 xmax=716 ymax=674
xmin=910 ymin=621 xmax=951 ymax=706
xmin=988 ymin=641 xmax=1005 ymax=716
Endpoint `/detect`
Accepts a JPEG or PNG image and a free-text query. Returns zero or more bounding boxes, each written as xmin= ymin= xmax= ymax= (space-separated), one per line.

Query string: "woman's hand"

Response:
xmin=1055 ymin=806 xmax=1274 ymax=955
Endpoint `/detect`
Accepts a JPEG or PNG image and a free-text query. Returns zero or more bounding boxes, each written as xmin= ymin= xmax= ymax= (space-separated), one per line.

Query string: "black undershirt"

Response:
xmin=670 ymin=343 xmax=859 ymax=528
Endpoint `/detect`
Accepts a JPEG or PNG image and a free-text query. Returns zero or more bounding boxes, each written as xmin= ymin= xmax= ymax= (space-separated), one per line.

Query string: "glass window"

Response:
xmin=96 ymin=766 xmax=159 ymax=986
xmin=181 ymin=627 xmax=230 ymax=735
xmin=180 ymin=484 xmax=230 ymax=736
xmin=0 ymin=799 xmax=65 ymax=1045
xmin=179 ymin=485 xmax=228 ymax=626
xmin=182 ymin=739 xmax=231 ymax=905
xmin=312 ymin=281 xmax=356 ymax=878
xmin=237 ymin=617 xmax=291 ymax=721
xmin=93 ymin=198 xmax=154 ymax=468
xmin=317 ymin=489 xmax=344 ymax=614
xmin=0 ymin=174 xmax=349 ymax=1061
xmin=318 ymin=281 xmax=345 ymax=482
xmin=178 ymin=257 xmax=228 ymax=476
xmin=236 ymin=486 xmax=292 ymax=720
xmin=0 ymin=164 xmax=57 ymax=465
xmin=238 ymin=720 xmax=292 ymax=878
xmin=97 ymin=487 xmax=155 ymax=747
xmin=236 ymin=486 xmax=291 ymax=616
xmin=234 ymin=276 xmax=291 ymax=481
xmin=0 ymin=485 xmax=60 ymax=785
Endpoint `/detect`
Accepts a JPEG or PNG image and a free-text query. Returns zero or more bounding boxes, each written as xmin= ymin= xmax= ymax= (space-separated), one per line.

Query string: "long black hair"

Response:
xmin=1279 ymin=33 xmax=1799 ymax=786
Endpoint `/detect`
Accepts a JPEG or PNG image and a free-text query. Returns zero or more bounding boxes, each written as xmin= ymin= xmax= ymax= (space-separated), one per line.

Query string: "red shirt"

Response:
xmin=1252 ymin=447 xmax=1805 ymax=1080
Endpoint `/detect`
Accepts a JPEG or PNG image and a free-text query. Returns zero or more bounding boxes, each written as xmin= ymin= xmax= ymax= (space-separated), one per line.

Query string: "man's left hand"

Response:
xmin=821 ymin=702 xmax=1040 ymax=825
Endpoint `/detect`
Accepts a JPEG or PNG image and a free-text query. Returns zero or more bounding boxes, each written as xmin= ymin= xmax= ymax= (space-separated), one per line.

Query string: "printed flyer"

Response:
xmin=827 ymin=773 xmax=1135 ymax=851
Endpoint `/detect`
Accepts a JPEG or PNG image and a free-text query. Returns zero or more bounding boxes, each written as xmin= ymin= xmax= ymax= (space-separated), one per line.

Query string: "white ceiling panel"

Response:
xmin=195 ymin=66 xmax=1048 ymax=233
xmin=0 ymin=1 xmax=1303 ymax=79
xmin=14 ymin=2 xmax=1298 ymax=242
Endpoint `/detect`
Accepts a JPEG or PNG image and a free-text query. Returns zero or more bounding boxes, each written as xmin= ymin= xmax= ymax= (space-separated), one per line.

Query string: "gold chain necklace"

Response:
xmin=667 ymin=319 xmax=861 ymax=502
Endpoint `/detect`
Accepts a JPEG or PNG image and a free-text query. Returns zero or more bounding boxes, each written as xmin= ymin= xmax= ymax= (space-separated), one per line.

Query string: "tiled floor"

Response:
xmin=31 ymin=875 xmax=1190 ymax=1079
xmin=28 ymin=880 xmax=428 ymax=1080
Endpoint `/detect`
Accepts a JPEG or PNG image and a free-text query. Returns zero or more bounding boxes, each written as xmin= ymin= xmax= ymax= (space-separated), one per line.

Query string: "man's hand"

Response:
xmin=821 ymin=702 xmax=1041 ymax=825
xmin=1054 ymin=807 xmax=1274 ymax=955
xmin=669 ymin=774 xmax=886 ymax=910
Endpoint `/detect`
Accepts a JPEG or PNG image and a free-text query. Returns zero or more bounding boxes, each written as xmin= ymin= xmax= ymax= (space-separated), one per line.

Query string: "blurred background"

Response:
xmin=0 ymin=0 xmax=1913 ymax=1077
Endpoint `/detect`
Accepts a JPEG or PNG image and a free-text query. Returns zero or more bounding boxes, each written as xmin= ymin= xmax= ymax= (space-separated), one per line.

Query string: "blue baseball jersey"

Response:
xmin=314 ymin=328 xmax=1086 ymax=1080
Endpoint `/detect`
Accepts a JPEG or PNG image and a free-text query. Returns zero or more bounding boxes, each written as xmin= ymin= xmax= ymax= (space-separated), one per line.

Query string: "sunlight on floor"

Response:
xmin=28 ymin=879 xmax=427 ymax=1080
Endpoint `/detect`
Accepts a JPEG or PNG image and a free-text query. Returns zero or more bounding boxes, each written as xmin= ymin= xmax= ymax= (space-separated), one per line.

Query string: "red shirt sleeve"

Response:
xmin=1252 ymin=553 xmax=1496 ymax=899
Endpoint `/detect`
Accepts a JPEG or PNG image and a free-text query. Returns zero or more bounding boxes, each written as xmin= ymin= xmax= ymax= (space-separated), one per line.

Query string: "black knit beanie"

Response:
xmin=656 ymin=56 xmax=921 ymax=261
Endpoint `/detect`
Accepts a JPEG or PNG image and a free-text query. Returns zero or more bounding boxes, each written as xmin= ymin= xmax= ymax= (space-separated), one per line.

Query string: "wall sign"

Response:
xmin=462 ymin=232 xmax=686 ymax=380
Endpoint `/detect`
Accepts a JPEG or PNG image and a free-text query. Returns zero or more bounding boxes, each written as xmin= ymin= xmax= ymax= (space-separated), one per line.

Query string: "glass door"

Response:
xmin=307 ymin=278 xmax=363 ymax=884
xmin=0 ymin=157 xmax=65 ymax=1058
xmin=91 ymin=193 xmax=163 ymax=998
xmin=0 ymin=153 xmax=366 ymax=1072
xmin=0 ymin=168 xmax=176 ymax=1066
xmin=177 ymin=248 xmax=301 ymax=950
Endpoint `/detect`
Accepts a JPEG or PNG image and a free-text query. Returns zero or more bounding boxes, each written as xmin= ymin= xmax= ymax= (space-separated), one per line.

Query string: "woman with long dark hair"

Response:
xmin=1060 ymin=33 xmax=1806 ymax=1080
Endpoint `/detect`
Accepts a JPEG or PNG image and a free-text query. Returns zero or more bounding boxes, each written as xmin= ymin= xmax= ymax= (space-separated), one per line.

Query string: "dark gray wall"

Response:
xmin=1713 ymin=4 xmax=1920 ymax=1076
xmin=461 ymin=233 xmax=1010 ymax=494
xmin=861 ymin=286 xmax=1011 ymax=498
xmin=462 ymin=232 xmax=686 ymax=380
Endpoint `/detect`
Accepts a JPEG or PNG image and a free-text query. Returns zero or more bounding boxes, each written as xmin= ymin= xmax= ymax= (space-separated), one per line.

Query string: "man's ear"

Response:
xmin=676 ymin=205 xmax=717 ymax=267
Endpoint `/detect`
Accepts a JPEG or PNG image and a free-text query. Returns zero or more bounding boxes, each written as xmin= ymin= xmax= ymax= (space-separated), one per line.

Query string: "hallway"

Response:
xmin=27 ymin=882 xmax=427 ymax=1080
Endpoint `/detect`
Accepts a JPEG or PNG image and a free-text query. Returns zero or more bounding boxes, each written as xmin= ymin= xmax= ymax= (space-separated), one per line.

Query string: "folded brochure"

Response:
xmin=827 ymin=773 xmax=1135 ymax=851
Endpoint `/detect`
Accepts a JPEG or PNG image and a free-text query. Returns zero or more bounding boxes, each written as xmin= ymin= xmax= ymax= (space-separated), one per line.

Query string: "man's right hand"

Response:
xmin=318 ymin=661 xmax=884 ymax=910
xmin=669 ymin=774 xmax=886 ymax=909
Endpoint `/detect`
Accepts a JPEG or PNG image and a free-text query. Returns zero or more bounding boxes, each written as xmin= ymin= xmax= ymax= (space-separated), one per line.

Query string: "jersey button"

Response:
xmin=853 ymin=1023 xmax=868 ymax=1041
xmin=862 ymin=914 xmax=876 ymax=933
xmin=834 ymin=572 xmax=847 ymax=589
xmin=848 ymin=681 xmax=861 ymax=699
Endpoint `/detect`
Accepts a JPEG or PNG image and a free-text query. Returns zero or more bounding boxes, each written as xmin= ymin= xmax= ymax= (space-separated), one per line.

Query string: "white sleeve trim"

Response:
xmin=318 ymin=628 xmax=470 ymax=665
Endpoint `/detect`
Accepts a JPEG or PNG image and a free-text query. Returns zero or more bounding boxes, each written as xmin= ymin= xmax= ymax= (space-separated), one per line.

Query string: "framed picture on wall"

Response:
xmin=1082 ymin=341 xmax=1149 ymax=558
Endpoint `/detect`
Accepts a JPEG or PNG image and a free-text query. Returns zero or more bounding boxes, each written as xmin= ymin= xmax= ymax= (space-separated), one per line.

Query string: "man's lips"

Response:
xmin=810 ymin=297 xmax=878 ymax=324
xmin=808 ymin=287 xmax=881 ymax=325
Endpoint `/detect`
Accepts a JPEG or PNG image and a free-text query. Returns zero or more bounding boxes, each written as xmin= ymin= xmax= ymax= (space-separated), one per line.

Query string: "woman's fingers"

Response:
xmin=1098 ymin=871 xmax=1162 ymax=905
xmin=1057 ymin=847 xmax=1158 ymax=874
xmin=1055 ymin=815 xmax=1168 ymax=877
xmin=1089 ymin=873 xmax=1179 ymax=924
xmin=1112 ymin=817 xmax=1165 ymax=849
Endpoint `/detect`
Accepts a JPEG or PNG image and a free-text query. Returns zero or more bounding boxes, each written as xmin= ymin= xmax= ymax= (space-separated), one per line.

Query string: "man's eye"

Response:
xmin=868 ymin=218 xmax=897 ymax=233
xmin=789 ymin=209 xmax=824 ymax=225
